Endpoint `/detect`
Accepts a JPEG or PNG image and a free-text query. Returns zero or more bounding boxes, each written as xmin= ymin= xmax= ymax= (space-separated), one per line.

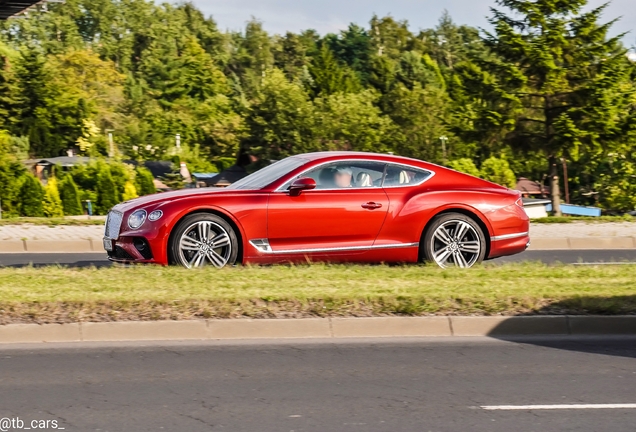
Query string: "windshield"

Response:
xmin=226 ymin=156 xmax=308 ymax=190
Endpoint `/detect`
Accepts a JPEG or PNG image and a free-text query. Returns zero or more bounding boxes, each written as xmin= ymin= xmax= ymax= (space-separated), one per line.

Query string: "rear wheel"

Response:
xmin=169 ymin=213 xmax=238 ymax=268
xmin=422 ymin=213 xmax=486 ymax=268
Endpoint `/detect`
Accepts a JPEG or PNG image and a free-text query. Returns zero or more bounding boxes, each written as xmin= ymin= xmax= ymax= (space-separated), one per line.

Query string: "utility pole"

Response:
xmin=105 ymin=129 xmax=115 ymax=158
xmin=439 ymin=136 xmax=448 ymax=164
xmin=175 ymin=134 xmax=181 ymax=153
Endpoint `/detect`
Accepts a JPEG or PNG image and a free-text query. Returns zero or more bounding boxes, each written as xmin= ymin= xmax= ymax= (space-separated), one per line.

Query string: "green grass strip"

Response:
xmin=0 ymin=262 xmax=635 ymax=323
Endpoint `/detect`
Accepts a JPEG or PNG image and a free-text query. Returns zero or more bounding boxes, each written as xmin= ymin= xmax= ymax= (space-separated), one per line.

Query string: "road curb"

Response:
xmin=528 ymin=237 xmax=636 ymax=250
xmin=1 ymin=316 xmax=636 ymax=344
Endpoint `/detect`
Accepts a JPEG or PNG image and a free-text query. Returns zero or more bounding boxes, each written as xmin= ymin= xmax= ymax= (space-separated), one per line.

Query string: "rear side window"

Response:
xmin=282 ymin=160 xmax=387 ymax=190
xmin=383 ymin=164 xmax=432 ymax=187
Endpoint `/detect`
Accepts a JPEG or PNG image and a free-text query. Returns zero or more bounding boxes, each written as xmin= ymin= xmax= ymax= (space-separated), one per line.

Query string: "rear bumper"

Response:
xmin=488 ymin=234 xmax=530 ymax=259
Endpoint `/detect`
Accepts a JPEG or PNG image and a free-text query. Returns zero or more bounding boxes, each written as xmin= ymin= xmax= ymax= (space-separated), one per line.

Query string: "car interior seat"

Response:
xmin=399 ymin=170 xmax=411 ymax=184
xmin=356 ymin=171 xmax=373 ymax=187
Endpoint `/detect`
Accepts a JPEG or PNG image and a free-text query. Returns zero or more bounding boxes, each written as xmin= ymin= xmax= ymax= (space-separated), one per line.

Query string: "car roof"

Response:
xmin=294 ymin=151 xmax=432 ymax=167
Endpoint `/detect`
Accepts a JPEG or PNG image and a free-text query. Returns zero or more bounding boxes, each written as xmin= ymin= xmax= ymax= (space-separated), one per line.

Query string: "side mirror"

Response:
xmin=289 ymin=177 xmax=316 ymax=196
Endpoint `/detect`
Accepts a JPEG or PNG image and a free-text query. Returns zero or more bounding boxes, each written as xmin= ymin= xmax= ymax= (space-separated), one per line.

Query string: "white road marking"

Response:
xmin=482 ymin=404 xmax=636 ymax=410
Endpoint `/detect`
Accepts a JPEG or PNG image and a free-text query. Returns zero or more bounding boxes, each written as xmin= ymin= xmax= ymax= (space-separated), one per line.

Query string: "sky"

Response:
xmin=190 ymin=0 xmax=635 ymax=46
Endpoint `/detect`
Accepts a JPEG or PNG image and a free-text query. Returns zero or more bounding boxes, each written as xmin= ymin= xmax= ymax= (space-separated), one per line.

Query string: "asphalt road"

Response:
xmin=1 ymin=337 xmax=635 ymax=431
xmin=1 ymin=249 xmax=636 ymax=267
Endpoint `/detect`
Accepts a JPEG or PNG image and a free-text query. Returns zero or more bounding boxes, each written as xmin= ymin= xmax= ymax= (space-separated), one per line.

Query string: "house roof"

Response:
xmin=23 ymin=156 xmax=91 ymax=167
xmin=0 ymin=0 xmax=47 ymax=19
xmin=515 ymin=177 xmax=550 ymax=195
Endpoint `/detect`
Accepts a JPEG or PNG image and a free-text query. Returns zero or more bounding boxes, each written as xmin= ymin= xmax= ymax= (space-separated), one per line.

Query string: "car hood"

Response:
xmin=111 ymin=187 xmax=248 ymax=213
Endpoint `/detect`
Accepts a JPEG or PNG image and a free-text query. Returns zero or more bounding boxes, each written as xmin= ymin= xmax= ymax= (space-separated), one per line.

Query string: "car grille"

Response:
xmin=104 ymin=211 xmax=123 ymax=239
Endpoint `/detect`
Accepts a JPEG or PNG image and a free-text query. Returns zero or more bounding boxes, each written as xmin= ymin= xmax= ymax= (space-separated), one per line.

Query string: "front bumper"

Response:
xmin=104 ymin=236 xmax=155 ymax=263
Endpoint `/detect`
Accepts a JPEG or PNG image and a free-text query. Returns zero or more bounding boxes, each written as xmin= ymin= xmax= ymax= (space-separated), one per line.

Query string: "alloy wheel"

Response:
xmin=430 ymin=220 xmax=481 ymax=268
xmin=177 ymin=221 xmax=232 ymax=268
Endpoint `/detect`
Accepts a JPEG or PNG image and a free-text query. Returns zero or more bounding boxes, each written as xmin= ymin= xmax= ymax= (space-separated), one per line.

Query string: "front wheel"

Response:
xmin=422 ymin=213 xmax=486 ymax=268
xmin=169 ymin=213 xmax=238 ymax=268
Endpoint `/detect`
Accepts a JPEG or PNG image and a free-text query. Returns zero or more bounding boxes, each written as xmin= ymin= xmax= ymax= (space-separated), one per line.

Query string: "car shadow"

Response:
xmin=486 ymin=296 xmax=636 ymax=359
xmin=0 ymin=260 xmax=112 ymax=269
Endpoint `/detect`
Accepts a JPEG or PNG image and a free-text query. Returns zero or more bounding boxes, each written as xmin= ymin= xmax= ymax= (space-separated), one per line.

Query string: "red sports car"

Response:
xmin=103 ymin=152 xmax=529 ymax=268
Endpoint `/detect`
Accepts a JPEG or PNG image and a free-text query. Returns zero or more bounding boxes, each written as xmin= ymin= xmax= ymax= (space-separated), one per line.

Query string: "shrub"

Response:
xmin=122 ymin=180 xmax=138 ymax=201
xmin=480 ymin=157 xmax=517 ymax=188
xmin=19 ymin=174 xmax=44 ymax=217
xmin=43 ymin=177 xmax=64 ymax=217
xmin=0 ymin=131 xmax=27 ymax=217
xmin=446 ymin=158 xmax=481 ymax=177
xmin=135 ymin=167 xmax=156 ymax=196
xmin=58 ymin=173 xmax=83 ymax=215
xmin=95 ymin=166 xmax=118 ymax=214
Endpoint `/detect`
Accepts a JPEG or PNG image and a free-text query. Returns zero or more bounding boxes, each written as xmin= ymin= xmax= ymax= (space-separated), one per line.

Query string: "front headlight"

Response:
xmin=128 ymin=209 xmax=147 ymax=229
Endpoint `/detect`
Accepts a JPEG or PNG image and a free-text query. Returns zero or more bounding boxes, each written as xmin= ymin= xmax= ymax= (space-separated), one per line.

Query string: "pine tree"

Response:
xmin=309 ymin=45 xmax=361 ymax=96
xmin=43 ymin=177 xmax=64 ymax=217
xmin=19 ymin=174 xmax=45 ymax=217
xmin=58 ymin=174 xmax=83 ymax=215
xmin=95 ymin=166 xmax=118 ymax=214
xmin=477 ymin=0 xmax=636 ymax=214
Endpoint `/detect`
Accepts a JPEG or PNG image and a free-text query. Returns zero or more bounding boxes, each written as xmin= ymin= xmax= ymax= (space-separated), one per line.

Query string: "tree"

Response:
xmin=0 ymin=131 xmax=27 ymax=216
xmin=308 ymin=45 xmax=361 ymax=96
xmin=58 ymin=173 xmax=83 ymax=215
xmin=313 ymin=90 xmax=391 ymax=152
xmin=477 ymin=0 xmax=636 ymax=214
xmin=244 ymin=68 xmax=315 ymax=160
xmin=19 ymin=174 xmax=45 ymax=217
xmin=95 ymin=166 xmax=118 ymax=214
xmin=43 ymin=176 xmax=64 ymax=217
xmin=0 ymin=43 xmax=22 ymax=131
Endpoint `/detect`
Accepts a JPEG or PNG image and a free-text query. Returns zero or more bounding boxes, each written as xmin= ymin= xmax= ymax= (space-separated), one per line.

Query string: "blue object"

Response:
xmin=545 ymin=203 xmax=601 ymax=216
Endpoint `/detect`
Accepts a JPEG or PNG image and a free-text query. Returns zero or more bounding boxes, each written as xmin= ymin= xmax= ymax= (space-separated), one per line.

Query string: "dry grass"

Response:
xmin=1 ymin=262 xmax=635 ymax=323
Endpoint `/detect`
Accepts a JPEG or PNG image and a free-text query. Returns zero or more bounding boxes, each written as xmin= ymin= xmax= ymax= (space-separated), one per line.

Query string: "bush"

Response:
xmin=43 ymin=177 xmax=64 ymax=217
xmin=480 ymin=157 xmax=517 ymax=188
xmin=0 ymin=131 xmax=27 ymax=217
xmin=135 ymin=167 xmax=156 ymax=196
xmin=122 ymin=180 xmax=138 ymax=201
xmin=19 ymin=174 xmax=44 ymax=217
xmin=446 ymin=158 xmax=481 ymax=177
xmin=95 ymin=166 xmax=118 ymax=214
xmin=58 ymin=173 xmax=83 ymax=215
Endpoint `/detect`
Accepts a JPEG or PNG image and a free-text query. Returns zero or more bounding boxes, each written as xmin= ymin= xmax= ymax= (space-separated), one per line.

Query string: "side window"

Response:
xmin=285 ymin=161 xmax=387 ymax=190
xmin=383 ymin=165 xmax=432 ymax=187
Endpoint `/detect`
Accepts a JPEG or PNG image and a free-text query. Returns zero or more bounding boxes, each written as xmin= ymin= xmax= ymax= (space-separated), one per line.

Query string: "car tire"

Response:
xmin=421 ymin=212 xmax=486 ymax=268
xmin=169 ymin=213 xmax=239 ymax=268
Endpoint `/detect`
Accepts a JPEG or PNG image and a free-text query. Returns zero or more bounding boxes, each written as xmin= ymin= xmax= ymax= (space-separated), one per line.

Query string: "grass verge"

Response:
xmin=0 ymin=217 xmax=104 ymax=226
xmin=0 ymin=263 xmax=635 ymax=324
xmin=531 ymin=215 xmax=636 ymax=223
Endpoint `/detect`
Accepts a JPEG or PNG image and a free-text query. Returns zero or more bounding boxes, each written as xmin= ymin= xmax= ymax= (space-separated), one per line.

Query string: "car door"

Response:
xmin=266 ymin=161 xmax=389 ymax=252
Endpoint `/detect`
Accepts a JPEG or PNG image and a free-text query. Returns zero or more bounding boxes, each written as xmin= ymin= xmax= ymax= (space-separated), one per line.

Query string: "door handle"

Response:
xmin=361 ymin=202 xmax=382 ymax=210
